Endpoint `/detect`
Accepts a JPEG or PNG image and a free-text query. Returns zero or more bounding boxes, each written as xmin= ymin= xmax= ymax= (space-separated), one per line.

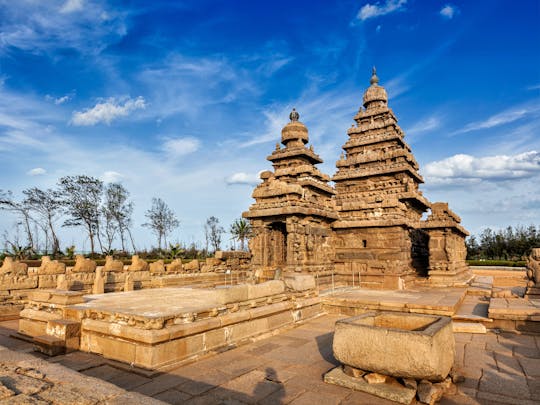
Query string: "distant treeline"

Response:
xmin=466 ymin=225 xmax=540 ymax=260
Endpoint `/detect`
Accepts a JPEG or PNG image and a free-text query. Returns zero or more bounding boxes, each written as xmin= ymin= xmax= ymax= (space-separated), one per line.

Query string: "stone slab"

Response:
xmin=324 ymin=367 xmax=416 ymax=404
xmin=452 ymin=322 xmax=486 ymax=334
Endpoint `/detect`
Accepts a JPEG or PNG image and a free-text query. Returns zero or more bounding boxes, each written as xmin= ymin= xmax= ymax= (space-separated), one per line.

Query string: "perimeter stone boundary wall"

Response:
xmin=0 ymin=251 xmax=252 ymax=315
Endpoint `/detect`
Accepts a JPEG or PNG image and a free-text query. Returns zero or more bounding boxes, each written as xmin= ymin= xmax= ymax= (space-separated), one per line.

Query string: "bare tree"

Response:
xmin=58 ymin=175 xmax=103 ymax=255
xmin=0 ymin=190 xmax=35 ymax=251
xmin=142 ymin=198 xmax=179 ymax=250
xmin=22 ymin=187 xmax=62 ymax=256
xmin=102 ymin=183 xmax=134 ymax=252
xmin=205 ymin=216 xmax=224 ymax=253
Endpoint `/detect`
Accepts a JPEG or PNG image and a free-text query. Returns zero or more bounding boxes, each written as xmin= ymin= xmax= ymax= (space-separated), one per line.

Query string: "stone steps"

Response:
xmin=452 ymin=295 xmax=492 ymax=333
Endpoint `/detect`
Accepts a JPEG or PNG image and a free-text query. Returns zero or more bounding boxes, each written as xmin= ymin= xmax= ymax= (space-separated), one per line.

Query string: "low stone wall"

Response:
xmin=0 ymin=252 xmax=252 ymax=318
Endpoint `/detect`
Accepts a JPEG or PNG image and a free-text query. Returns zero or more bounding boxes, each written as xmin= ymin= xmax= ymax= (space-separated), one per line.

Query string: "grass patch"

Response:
xmin=467 ymin=259 xmax=526 ymax=267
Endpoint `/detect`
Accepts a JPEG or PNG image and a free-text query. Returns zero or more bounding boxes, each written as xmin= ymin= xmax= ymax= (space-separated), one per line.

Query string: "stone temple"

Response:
xmin=244 ymin=68 xmax=471 ymax=290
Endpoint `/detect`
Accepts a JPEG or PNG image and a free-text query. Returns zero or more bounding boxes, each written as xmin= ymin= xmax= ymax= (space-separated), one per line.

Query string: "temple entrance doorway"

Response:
xmin=267 ymin=222 xmax=287 ymax=268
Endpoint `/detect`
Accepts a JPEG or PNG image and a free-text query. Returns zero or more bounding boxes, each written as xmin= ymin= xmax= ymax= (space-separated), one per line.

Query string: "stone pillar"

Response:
xmin=92 ymin=268 xmax=104 ymax=294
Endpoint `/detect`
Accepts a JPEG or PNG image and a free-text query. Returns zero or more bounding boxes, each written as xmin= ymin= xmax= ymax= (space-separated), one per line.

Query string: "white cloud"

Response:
xmin=27 ymin=167 xmax=46 ymax=176
xmin=357 ymin=0 xmax=407 ymax=21
xmin=71 ymin=96 xmax=146 ymax=126
xmin=60 ymin=0 xmax=84 ymax=14
xmin=440 ymin=5 xmax=457 ymax=19
xmin=423 ymin=151 xmax=540 ymax=184
xmin=455 ymin=103 xmax=540 ymax=134
xmin=45 ymin=93 xmax=73 ymax=105
xmin=161 ymin=136 xmax=201 ymax=158
xmin=101 ymin=171 xmax=124 ymax=183
xmin=226 ymin=172 xmax=262 ymax=186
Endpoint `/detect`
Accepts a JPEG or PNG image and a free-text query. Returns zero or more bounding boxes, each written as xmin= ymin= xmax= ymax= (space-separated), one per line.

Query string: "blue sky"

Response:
xmin=0 ymin=0 xmax=539 ymax=251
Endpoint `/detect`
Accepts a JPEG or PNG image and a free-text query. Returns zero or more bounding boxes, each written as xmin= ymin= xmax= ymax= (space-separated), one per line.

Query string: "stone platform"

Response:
xmin=322 ymin=288 xmax=467 ymax=317
xmin=18 ymin=281 xmax=323 ymax=370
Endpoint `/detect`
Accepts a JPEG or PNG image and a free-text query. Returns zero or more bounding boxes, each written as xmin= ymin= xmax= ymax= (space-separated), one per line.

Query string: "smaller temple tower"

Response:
xmin=243 ymin=109 xmax=337 ymax=281
xmin=421 ymin=202 xmax=472 ymax=285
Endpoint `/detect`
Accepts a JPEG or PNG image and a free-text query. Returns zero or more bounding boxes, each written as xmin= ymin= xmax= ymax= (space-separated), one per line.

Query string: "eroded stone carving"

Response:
xmin=0 ymin=257 xmax=28 ymax=276
xmin=128 ymin=255 xmax=149 ymax=272
xmin=72 ymin=255 xmax=97 ymax=273
xmin=525 ymin=248 xmax=540 ymax=298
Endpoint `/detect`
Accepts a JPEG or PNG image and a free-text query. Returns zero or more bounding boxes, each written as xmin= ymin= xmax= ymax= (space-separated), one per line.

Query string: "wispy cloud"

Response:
xmin=454 ymin=103 xmax=540 ymax=134
xmin=161 ymin=136 xmax=201 ymax=158
xmin=137 ymin=54 xmax=258 ymax=119
xmin=60 ymin=0 xmax=84 ymax=14
xmin=423 ymin=151 xmax=540 ymax=184
xmin=440 ymin=5 xmax=458 ymax=19
xmin=406 ymin=117 xmax=440 ymax=134
xmin=71 ymin=96 xmax=146 ymax=126
xmin=357 ymin=0 xmax=407 ymax=21
xmin=0 ymin=2 xmax=127 ymax=55
xmin=45 ymin=93 xmax=74 ymax=105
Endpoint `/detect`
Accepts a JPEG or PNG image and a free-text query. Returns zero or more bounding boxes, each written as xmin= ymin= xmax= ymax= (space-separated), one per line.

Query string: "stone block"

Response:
xmin=46 ymin=319 xmax=81 ymax=340
xmin=214 ymin=285 xmax=249 ymax=304
xmin=204 ymin=328 xmax=227 ymax=350
xmin=206 ymin=257 xmax=222 ymax=266
xmin=19 ymin=317 xmax=47 ymax=337
xmin=324 ymin=367 xmax=416 ymax=404
xmin=48 ymin=290 xmax=86 ymax=305
xmin=333 ymin=312 xmax=455 ymax=381
xmin=229 ymin=317 xmax=269 ymax=341
xmin=33 ymin=334 xmax=65 ymax=356
xmin=247 ymin=280 xmax=285 ymax=299
xmin=284 ymin=274 xmax=316 ymax=291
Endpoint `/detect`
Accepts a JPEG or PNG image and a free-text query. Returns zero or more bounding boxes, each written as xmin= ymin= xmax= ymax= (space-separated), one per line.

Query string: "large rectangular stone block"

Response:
xmin=333 ymin=312 xmax=454 ymax=382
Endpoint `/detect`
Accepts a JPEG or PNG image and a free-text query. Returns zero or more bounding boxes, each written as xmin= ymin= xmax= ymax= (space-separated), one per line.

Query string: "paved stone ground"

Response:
xmin=1 ymin=315 xmax=539 ymax=404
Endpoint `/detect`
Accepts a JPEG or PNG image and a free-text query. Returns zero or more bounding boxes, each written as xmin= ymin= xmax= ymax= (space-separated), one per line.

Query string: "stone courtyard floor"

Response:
xmin=1 ymin=314 xmax=539 ymax=404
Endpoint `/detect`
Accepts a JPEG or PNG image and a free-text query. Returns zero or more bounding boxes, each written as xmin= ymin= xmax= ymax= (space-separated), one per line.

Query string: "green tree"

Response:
xmin=230 ymin=218 xmax=252 ymax=251
xmin=22 ymin=187 xmax=62 ymax=256
xmin=58 ymin=175 xmax=104 ymax=255
xmin=102 ymin=183 xmax=134 ymax=252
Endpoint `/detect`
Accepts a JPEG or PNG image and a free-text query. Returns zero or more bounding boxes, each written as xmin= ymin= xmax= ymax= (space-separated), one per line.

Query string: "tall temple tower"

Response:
xmin=332 ymin=68 xmax=431 ymax=289
xmin=243 ymin=110 xmax=337 ymax=281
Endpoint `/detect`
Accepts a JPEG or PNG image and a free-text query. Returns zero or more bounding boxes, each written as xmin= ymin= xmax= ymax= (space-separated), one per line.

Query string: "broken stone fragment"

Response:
xmin=364 ymin=372 xmax=387 ymax=384
xmin=401 ymin=378 xmax=417 ymax=390
xmin=417 ymin=379 xmax=444 ymax=405
xmin=0 ymin=382 xmax=15 ymax=400
xmin=343 ymin=365 xmax=365 ymax=378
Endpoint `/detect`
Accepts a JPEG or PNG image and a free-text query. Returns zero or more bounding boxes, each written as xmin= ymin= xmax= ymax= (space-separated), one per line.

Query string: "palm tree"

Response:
xmin=230 ymin=218 xmax=252 ymax=251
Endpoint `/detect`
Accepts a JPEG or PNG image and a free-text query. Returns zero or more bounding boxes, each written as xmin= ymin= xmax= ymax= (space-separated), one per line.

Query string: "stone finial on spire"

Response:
xmin=289 ymin=108 xmax=300 ymax=122
xmin=370 ymin=66 xmax=379 ymax=85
